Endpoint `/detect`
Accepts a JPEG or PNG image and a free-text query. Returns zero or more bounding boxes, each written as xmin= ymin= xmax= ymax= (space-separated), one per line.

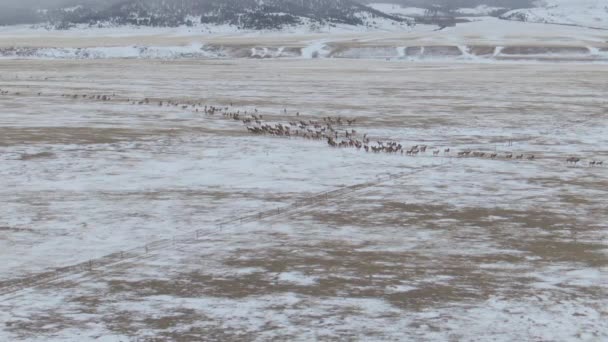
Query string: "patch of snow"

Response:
xmin=301 ymin=40 xmax=331 ymax=59
xmin=457 ymin=5 xmax=506 ymax=16
xmin=60 ymin=5 xmax=83 ymax=13
xmin=368 ymin=3 xmax=427 ymax=17
xmin=277 ymin=271 xmax=318 ymax=286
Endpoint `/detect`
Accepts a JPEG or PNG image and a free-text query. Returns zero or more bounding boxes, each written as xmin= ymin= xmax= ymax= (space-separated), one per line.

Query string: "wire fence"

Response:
xmin=0 ymin=165 xmax=441 ymax=298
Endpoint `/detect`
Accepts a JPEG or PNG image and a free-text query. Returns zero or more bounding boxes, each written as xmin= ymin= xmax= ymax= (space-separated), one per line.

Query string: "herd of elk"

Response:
xmin=78 ymin=93 xmax=608 ymax=167
xmin=241 ymin=116 xmax=546 ymax=162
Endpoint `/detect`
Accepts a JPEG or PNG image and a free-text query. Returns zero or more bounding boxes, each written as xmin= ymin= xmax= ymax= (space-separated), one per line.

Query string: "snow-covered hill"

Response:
xmin=38 ymin=0 xmax=411 ymax=31
xmin=501 ymin=0 xmax=608 ymax=29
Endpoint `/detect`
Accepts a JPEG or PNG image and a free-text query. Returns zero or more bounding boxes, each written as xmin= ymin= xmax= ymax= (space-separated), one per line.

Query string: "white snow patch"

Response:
xmin=277 ymin=271 xmax=318 ymax=286
xmin=368 ymin=3 xmax=427 ymax=17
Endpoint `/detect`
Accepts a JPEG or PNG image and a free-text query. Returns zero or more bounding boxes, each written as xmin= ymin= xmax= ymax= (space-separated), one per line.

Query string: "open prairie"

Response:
xmin=0 ymin=58 xmax=607 ymax=340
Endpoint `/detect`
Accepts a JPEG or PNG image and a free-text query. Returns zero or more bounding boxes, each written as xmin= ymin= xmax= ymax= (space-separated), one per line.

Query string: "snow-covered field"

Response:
xmin=0 ymin=58 xmax=607 ymax=340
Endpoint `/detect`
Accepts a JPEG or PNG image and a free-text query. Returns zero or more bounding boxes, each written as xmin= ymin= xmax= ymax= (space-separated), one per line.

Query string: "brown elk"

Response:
xmin=566 ymin=157 xmax=580 ymax=165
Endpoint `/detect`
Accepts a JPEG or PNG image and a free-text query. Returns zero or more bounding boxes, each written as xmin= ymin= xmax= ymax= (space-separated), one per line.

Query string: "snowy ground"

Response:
xmin=0 ymin=59 xmax=607 ymax=340
xmin=1 ymin=18 xmax=607 ymax=62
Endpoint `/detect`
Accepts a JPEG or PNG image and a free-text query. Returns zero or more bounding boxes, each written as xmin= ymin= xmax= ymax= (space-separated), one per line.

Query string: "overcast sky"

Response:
xmin=0 ymin=0 xmax=105 ymax=9
xmin=0 ymin=0 xmax=66 ymax=9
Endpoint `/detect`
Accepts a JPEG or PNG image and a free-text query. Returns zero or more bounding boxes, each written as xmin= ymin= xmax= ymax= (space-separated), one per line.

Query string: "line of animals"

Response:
xmin=566 ymin=157 xmax=603 ymax=167
xmin=1 ymin=88 xmax=603 ymax=167
xmin=241 ymin=117 xmax=544 ymax=161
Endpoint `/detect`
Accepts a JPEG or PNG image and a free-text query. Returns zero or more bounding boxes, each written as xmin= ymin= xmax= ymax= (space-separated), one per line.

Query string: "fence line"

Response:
xmin=0 ymin=164 xmax=442 ymax=298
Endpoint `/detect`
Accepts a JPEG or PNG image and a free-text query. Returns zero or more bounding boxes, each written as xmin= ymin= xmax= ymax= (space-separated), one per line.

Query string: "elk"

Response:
xmin=566 ymin=157 xmax=580 ymax=165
